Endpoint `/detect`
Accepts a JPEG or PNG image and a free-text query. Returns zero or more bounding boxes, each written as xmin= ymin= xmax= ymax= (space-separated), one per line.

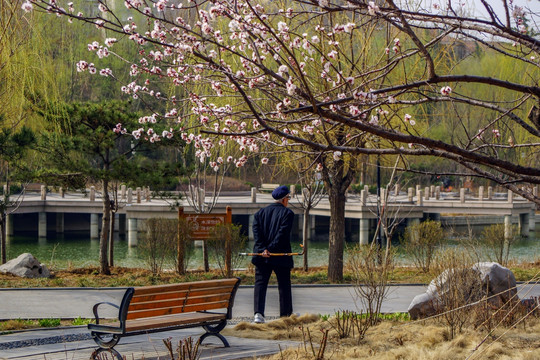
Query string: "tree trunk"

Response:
xmin=327 ymin=187 xmax=346 ymax=282
xmin=0 ymin=213 xmax=5 ymax=264
xmin=303 ymin=208 xmax=309 ymax=272
xmin=108 ymin=209 xmax=115 ymax=267
xmin=100 ymin=178 xmax=111 ymax=275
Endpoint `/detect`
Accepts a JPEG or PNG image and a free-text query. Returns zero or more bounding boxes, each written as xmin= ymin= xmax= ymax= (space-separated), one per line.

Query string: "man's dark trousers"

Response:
xmin=254 ymin=262 xmax=292 ymax=317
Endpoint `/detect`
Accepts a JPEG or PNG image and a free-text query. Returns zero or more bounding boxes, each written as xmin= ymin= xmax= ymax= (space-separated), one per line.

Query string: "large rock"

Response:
xmin=0 ymin=253 xmax=51 ymax=278
xmin=408 ymin=262 xmax=517 ymax=320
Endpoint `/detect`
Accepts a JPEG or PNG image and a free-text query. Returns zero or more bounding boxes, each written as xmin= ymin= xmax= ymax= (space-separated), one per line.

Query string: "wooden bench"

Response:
xmin=259 ymin=183 xmax=280 ymax=192
xmin=88 ymin=278 xmax=241 ymax=358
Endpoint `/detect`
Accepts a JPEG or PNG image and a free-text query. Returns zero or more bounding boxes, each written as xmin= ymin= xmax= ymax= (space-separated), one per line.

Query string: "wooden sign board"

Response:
xmin=178 ymin=207 xmax=232 ymax=240
xmin=184 ymin=214 xmax=226 ymax=240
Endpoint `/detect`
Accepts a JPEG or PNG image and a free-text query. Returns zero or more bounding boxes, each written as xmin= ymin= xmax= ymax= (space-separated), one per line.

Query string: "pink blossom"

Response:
xmin=368 ymin=1 xmax=379 ymax=16
xmin=333 ymin=151 xmax=342 ymax=161
xmin=261 ymin=158 xmax=269 ymax=164
xmin=21 ymin=1 xmax=33 ymax=12
xmin=492 ymin=129 xmax=501 ymax=138
xmin=404 ymin=114 xmax=412 ymax=122
xmin=316 ymin=163 xmax=323 ymax=172
xmin=440 ymin=86 xmax=452 ymax=96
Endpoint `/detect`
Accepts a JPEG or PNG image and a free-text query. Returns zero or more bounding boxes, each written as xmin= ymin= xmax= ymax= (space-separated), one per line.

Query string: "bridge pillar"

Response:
xmin=519 ymin=213 xmax=530 ymax=237
xmin=248 ymin=214 xmax=255 ymax=241
xmin=478 ymin=186 xmax=484 ymax=202
xmin=6 ymin=214 xmax=13 ymax=236
xmin=504 ymin=215 xmax=512 ymax=239
xmin=114 ymin=213 xmax=120 ymax=232
xmin=56 ymin=213 xmax=64 ymax=233
xmin=128 ymin=218 xmax=138 ymax=247
xmin=90 ymin=213 xmax=99 ymax=239
xmin=359 ymin=219 xmax=369 ymax=245
xmin=38 ymin=212 xmax=47 ymax=237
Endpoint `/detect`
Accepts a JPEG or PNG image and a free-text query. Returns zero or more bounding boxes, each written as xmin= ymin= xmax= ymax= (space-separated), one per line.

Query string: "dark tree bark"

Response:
xmin=100 ymin=177 xmax=111 ymax=275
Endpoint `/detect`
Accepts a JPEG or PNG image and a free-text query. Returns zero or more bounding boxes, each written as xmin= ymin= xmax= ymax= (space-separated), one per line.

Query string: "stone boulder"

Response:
xmin=0 ymin=253 xmax=51 ymax=278
xmin=408 ymin=262 xmax=517 ymax=320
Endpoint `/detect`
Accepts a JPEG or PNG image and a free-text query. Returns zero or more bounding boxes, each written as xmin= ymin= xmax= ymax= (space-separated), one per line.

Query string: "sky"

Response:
xmin=471 ymin=0 xmax=540 ymax=20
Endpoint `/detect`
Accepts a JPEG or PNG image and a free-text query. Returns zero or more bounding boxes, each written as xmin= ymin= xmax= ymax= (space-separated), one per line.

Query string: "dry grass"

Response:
xmin=0 ymin=263 xmax=537 ymax=289
xmin=225 ymin=314 xmax=540 ymax=360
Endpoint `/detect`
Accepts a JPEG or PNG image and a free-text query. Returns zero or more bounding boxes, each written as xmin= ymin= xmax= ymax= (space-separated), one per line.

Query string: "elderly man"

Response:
xmin=251 ymin=185 xmax=295 ymax=324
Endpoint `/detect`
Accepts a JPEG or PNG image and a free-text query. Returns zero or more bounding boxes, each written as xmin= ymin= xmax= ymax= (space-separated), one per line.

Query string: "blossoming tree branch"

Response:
xmin=23 ymin=0 xmax=539 ymax=281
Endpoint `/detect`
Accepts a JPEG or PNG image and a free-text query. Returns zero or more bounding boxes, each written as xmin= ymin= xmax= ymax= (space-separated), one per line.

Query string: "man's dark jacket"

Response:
xmin=251 ymin=202 xmax=294 ymax=268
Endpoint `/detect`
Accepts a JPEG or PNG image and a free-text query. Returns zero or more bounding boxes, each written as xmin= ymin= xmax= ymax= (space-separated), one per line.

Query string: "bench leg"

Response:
xmin=201 ymin=322 xmax=229 ymax=347
xmin=90 ymin=332 xmax=121 ymax=349
xmin=90 ymin=348 xmax=123 ymax=360
xmin=199 ymin=332 xmax=230 ymax=347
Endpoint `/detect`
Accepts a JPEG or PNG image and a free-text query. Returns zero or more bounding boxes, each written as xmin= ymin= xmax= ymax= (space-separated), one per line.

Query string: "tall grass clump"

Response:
xmin=401 ymin=219 xmax=443 ymax=272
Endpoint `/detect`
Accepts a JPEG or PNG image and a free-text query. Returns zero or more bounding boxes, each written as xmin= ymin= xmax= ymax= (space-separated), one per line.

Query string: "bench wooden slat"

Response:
xmin=132 ymin=279 xmax=239 ymax=296
xmin=121 ymin=313 xmax=226 ymax=332
xmin=126 ymin=300 xmax=230 ymax=320
xmin=130 ymin=285 xmax=235 ymax=304
xmin=128 ymin=293 xmax=231 ymax=312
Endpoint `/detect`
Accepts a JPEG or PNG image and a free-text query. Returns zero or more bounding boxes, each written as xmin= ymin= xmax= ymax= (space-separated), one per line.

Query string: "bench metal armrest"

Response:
xmin=92 ymin=302 xmax=120 ymax=325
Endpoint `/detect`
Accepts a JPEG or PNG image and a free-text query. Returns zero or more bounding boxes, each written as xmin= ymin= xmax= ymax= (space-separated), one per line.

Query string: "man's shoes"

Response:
xmin=253 ymin=313 xmax=265 ymax=324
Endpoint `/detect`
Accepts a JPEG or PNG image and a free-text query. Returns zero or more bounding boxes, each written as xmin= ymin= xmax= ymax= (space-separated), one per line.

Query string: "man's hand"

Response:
xmin=262 ymin=249 xmax=270 ymax=258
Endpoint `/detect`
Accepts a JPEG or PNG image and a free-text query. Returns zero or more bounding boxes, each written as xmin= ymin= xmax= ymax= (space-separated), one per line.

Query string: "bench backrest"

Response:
xmin=124 ymin=278 xmax=241 ymax=321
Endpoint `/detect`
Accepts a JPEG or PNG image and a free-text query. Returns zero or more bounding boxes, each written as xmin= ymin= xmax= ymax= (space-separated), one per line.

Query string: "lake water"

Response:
xmin=4 ymin=226 xmax=539 ymax=271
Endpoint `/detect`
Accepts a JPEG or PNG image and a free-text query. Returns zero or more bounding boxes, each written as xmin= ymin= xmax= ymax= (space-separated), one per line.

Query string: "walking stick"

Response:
xmin=239 ymin=244 xmax=304 ymax=256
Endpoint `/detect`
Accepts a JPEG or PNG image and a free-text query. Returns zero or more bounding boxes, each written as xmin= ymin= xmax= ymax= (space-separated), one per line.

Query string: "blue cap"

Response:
xmin=272 ymin=185 xmax=290 ymax=200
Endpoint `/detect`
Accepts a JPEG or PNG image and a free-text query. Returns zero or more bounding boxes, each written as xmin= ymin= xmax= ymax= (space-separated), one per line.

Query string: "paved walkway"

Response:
xmin=0 ymin=284 xmax=538 ymax=359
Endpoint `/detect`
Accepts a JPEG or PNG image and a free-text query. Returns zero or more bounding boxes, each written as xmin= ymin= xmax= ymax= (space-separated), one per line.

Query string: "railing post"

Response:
xmin=89 ymin=186 xmax=95 ymax=202
xmin=460 ymin=188 xmax=466 ymax=203
xmin=41 ymin=185 xmax=47 ymax=201
xmin=488 ymin=186 xmax=493 ymax=200
xmin=508 ymin=189 xmax=513 ymax=203
xmin=408 ymin=187 xmax=414 ymax=202
xmin=251 ymin=187 xmax=257 ymax=203
xmin=478 ymin=186 xmax=484 ymax=202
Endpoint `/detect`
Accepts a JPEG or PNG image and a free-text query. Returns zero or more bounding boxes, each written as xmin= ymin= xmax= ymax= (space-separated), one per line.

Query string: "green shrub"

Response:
xmin=401 ymin=220 xmax=443 ymax=272
xmin=481 ymin=223 xmax=519 ymax=266
xmin=207 ymin=223 xmax=247 ymax=277
xmin=38 ymin=318 xmax=61 ymax=327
